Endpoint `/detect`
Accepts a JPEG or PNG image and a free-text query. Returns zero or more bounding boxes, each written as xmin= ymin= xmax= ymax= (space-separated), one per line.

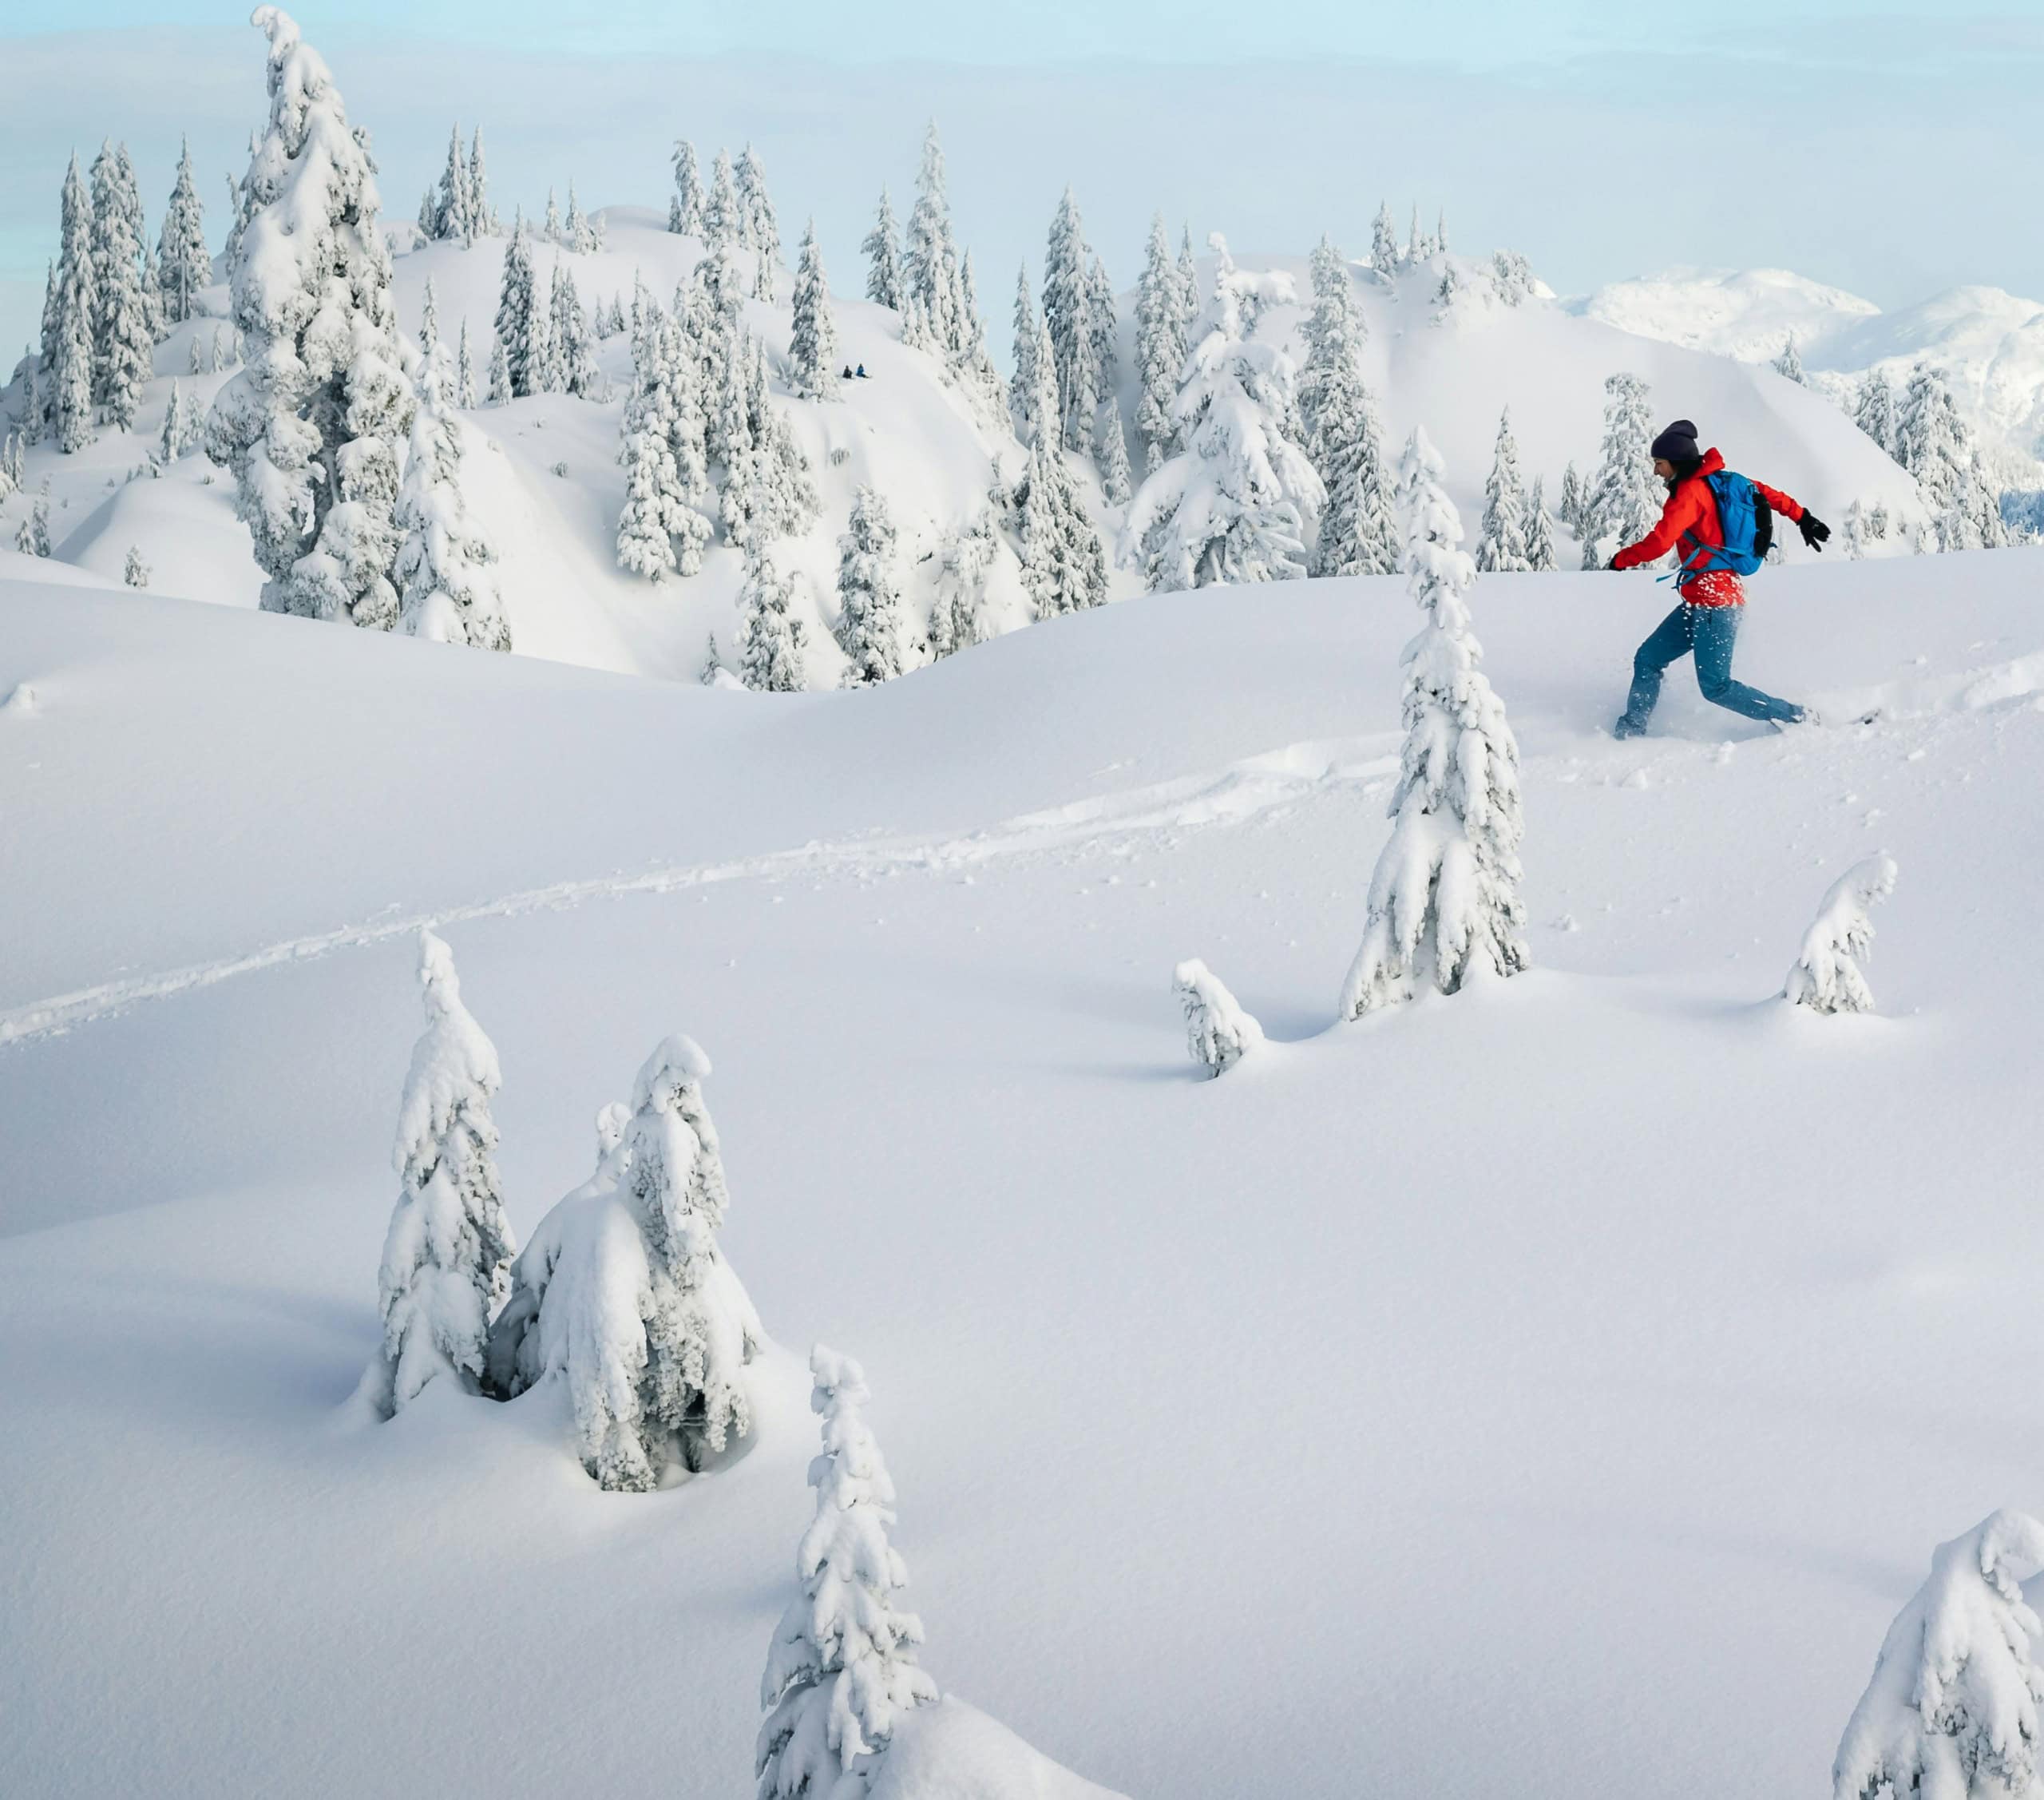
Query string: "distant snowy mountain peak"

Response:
xmin=1571 ymin=267 xmax=1881 ymax=364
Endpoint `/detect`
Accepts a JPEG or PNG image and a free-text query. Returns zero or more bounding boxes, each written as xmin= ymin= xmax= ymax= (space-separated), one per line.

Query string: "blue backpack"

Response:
xmin=1678 ymin=470 xmax=1773 ymax=585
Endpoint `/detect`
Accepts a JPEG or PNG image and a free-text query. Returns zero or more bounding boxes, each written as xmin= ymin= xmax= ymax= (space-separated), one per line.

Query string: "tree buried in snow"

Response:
xmin=757 ymin=1346 xmax=939 ymax=1800
xmin=364 ymin=930 xmax=517 ymax=1419
xmin=484 ymin=1034 xmax=761 ymax=1491
xmin=1785 ymin=854 xmax=1898 ymax=1016
xmin=1339 ymin=428 xmax=1527 ymax=1020
xmin=1172 ymin=960 xmax=1263 ymax=1077
xmin=1832 ymin=1509 xmax=2044 ymax=1800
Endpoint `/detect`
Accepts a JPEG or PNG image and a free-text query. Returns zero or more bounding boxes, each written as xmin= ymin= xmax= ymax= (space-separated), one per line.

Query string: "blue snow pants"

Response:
xmin=1620 ymin=603 xmax=1804 ymax=730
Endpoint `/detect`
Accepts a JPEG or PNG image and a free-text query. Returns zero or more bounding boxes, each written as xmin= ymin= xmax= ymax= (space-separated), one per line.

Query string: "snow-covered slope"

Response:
xmin=1 ymin=220 xmax=1932 ymax=688
xmin=5 ymin=544 xmax=2044 ymax=1796
xmin=1576 ymin=268 xmax=2044 ymax=469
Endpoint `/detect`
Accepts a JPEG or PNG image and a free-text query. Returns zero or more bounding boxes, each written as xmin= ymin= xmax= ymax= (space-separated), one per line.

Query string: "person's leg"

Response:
xmin=1618 ymin=604 xmax=1694 ymax=733
xmin=1689 ymin=606 xmax=1804 ymax=723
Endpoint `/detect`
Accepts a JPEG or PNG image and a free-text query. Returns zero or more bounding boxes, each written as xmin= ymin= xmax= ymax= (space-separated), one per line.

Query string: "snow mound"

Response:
xmin=867 ymin=1699 xmax=1127 ymax=1800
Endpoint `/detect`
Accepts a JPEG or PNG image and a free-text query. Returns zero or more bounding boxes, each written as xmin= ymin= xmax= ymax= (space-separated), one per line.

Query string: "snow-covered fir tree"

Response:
xmin=1895 ymin=364 xmax=1979 ymax=531
xmin=1832 ymin=1510 xmax=2044 ymax=1800
xmin=1042 ymin=188 xmax=1101 ymax=453
xmin=1173 ymin=959 xmax=1264 ymax=1077
xmin=834 ymin=486 xmax=911 ymax=686
xmin=1175 ymin=224 xmax=1198 ymax=335
xmin=735 ymin=544 xmax=809 ymax=692
xmin=563 ymin=183 xmax=600 ymax=256
xmin=421 ymin=126 xmax=473 ymax=243
xmin=1299 ymin=239 xmax=1397 ymax=579
xmin=735 ymin=145 xmax=779 ymax=299
xmin=756 ymin=1346 xmax=939 ymax=1800
xmin=0 ymin=432 xmax=17 ymax=499
xmin=1086 ymin=252 xmax=1118 ymax=411
xmin=549 ymin=263 xmax=599 ymax=398
xmin=1773 ymin=333 xmax=1806 ymax=384
xmin=1579 ymin=372 xmax=1658 ymax=568
xmin=16 ymin=347 xmax=43 ymax=448
xmin=1784 ymin=854 xmax=1896 ymax=1015
xmin=541 ymin=187 xmax=562 ymax=247
xmin=615 ymin=313 xmax=711 ymax=579
xmin=156 ymin=138 xmax=210 ymax=325
xmin=670 ymin=139 xmax=705 ymax=236
xmin=1475 ymin=407 xmax=1531 ymax=573
xmin=1297 ymin=237 xmax=1361 ymax=454
xmin=159 ymin=379 xmax=193 ymax=461
xmin=205 ymin=6 xmax=414 ymax=627
xmin=419 ymin=276 xmax=439 ymax=355
xmin=494 ymin=222 xmax=539 ymax=398
xmin=394 ymin=349 xmax=510 ymax=648
xmin=1433 ymin=260 xmax=1460 ymax=315
xmin=787 ymin=220 xmax=838 ymax=400
xmin=704 ymin=150 xmax=739 ymax=249
xmin=455 ymin=319 xmax=477 ymax=407
xmin=124 ymin=545 xmax=149 ymax=587
xmin=47 ymin=156 xmax=97 ymax=453
xmin=1124 ymin=236 xmax=1323 ymax=592
xmin=91 ymin=144 xmax=160 ymax=422
xmin=1013 ymin=307 xmax=1108 ymax=619
xmin=695 ymin=240 xmax=750 ymax=460
xmin=1840 ymin=498 xmax=1868 ymax=558
xmin=1854 ymin=368 xmax=1897 ymax=454
xmin=486 ymin=333 xmax=511 ymax=406
xmin=15 ymin=499 xmax=52 ymax=557
xmin=1011 ymin=264 xmax=1044 ymax=442
xmin=928 ymin=510 xmax=996 ymax=657
xmin=1338 ymin=427 xmax=1527 ymax=1020
xmin=1523 ymin=474 xmax=1558 ymax=572
xmin=364 ymin=930 xmax=517 ymax=1420
xmin=862 ymin=187 xmax=903 ymax=310
xmin=902 ymin=125 xmax=967 ymax=358
xmin=1097 ymin=402 xmax=1134 ymax=507
xmin=1134 ymin=214 xmax=1188 ymax=474
xmin=464 ymin=128 xmax=494 ymax=236
xmin=484 ymin=1033 xmax=761 ymax=1490
xmin=1371 ymin=201 xmax=1399 ymax=272
xmin=1557 ymin=460 xmax=1585 ymax=536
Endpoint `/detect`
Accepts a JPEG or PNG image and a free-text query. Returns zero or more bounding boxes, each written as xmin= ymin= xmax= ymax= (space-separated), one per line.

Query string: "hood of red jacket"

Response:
xmin=1696 ymin=447 xmax=1726 ymax=477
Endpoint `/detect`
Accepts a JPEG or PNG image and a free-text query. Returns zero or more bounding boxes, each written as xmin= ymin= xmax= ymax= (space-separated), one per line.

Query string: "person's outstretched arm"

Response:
xmin=1757 ymin=478 xmax=1832 ymax=549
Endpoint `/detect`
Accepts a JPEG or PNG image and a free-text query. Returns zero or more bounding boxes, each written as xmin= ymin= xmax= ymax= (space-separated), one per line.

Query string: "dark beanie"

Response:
xmin=1650 ymin=418 xmax=1701 ymax=462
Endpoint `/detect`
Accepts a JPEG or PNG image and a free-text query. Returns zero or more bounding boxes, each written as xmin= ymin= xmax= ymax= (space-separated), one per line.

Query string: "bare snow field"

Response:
xmin=3 ymin=545 xmax=2042 ymax=1797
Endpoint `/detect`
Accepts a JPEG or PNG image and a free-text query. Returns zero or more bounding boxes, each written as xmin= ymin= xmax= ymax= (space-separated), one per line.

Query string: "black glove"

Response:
xmin=1798 ymin=513 xmax=1831 ymax=551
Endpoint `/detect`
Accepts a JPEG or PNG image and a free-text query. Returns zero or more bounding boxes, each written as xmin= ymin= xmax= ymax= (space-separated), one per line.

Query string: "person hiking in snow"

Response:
xmin=1608 ymin=419 xmax=1830 ymax=737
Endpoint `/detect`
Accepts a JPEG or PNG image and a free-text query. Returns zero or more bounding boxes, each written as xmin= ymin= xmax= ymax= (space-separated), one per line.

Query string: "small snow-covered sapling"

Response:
xmin=1784 ymin=854 xmax=1897 ymax=1015
xmin=1173 ymin=959 xmax=1264 ymax=1076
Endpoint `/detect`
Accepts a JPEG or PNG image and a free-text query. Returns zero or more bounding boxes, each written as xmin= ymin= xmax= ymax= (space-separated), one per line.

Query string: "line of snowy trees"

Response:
xmin=1848 ymin=362 xmax=2011 ymax=551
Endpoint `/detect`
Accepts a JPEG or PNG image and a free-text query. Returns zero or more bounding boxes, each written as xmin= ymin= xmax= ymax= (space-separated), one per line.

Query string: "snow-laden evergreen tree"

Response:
xmin=1298 ymin=237 xmax=1361 ymax=454
xmin=1097 ymin=402 xmax=1134 ymax=507
xmin=736 ymin=544 xmax=809 ymax=692
xmin=454 ymin=319 xmax=477 ymax=407
xmin=16 ymin=499 xmax=52 ymax=557
xmin=1011 ymin=264 xmax=1044 ymax=442
xmin=1371 ymin=201 xmax=1399 ymax=272
xmin=724 ymin=340 xmax=818 ymax=550
xmin=1490 ymin=249 xmax=1537 ymax=306
xmin=1557 ymin=460 xmax=1585 ymax=536
xmin=1773 ymin=333 xmax=1806 ymax=384
xmin=1896 ymin=364 xmax=1978 ymax=529
xmin=156 ymin=139 xmax=210 ymax=326
xmin=670 ymin=139 xmax=705 ymax=236
xmin=1134 ymin=214 xmax=1188 ymax=474
xmin=1339 ymin=428 xmax=1527 ymax=1020
xmin=48 ymin=157 xmax=97 ymax=454
xmin=394 ymin=350 xmax=509 ymax=648
xmin=1014 ymin=307 xmax=1109 ymax=619
xmin=494 ymin=221 xmax=539 ymax=398
xmin=419 ymin=276 xmax=439 ymax=355
xmin=1523 ymin=474 xmax=1558 ymax=572
xmin=464 ymin=127 xmax=494 ymax=236
xmin=835 ymin=486 xmax=910 ymax=686
xmin=91 ymin=144 xmax=159 ymax=419
xmin=735 ymin=145 xmax=779 ymax=299
xmin=1840 ymin=498 xmax=1868 ymax=559
xmin=484 ymin=1033 xmax=762 ymax=1490
xmin=1855 ymin=369 xmax=1898 ymax=455
xmin=1833 ymin=1509 xmax=2044 ymax=1800
xmin=756 ymin=1346 xmax=939 ymax=1800
xmin=486 ymin=333 xmax=511 ymax=406
xmin=862 ymin=187 xmax=903 ymax=311
xmin=1086 ymin=252 xmax=1118 ymax=412
xmin=364 ymin=930 xmax=517 ymax=1420
xmin=159 ymin=378 xmax=193 ymax=461
xmin=564 ymin=183 xmax=600 ymax=256
xmin=1042 ymin=188 xmax=1100 ymax=453
xmin=704 ymin=150 xmax=739 ymax=249
xmin=18 ymin=340 xmax=45 ymax=447
xmin=1433 ymin=260 xmax=1461 ymax=315
xmin=541 ymin=187 xmax=562 ymax=247
xmin=616 ymin=312 xmax=711 ymax=579
xmin=928 ymin=510 xmax=996 ymax=658
xmin=1784 ymin=854 xmax=1896 ymax=1015
xmin=1579 ymin=372 xmax=1658 ymax=569
xmin=0 ymin=431 xmax=15 ymax=500
xmin=525 ymin=256 xmax=561 ymax=394
xmin=1407 ymin=204 xmax=1423 ymax=264
xmin=902 ymin=125 xmax=968 ymax=359
xmin=1124 ymin=236 xmax=1323 ymax=593
xmin=1173 ymin=959 xmax=1264 ymax=1077
xmin=1175 ymin=224 xmax=1198 ymax=336
xmin=124 ymin=545 xmax=149 ymax=588
xmin=422 ymin=126 xmax=471 ymax=243
xmin=549 ymin=263 xmax=599 ymax=398
xmin=695 ymin=240 xmax=751 ymax=461
xmin=205 ymin=6 xmax=414 ymax=627
xmin=788 ymin=220 xmax=838 ymax=400
xmin=1475 ymin=407 xmax=1531 ymax=573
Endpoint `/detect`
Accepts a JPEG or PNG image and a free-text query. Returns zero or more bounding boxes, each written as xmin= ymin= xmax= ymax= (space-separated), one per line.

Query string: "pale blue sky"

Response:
xmin=3 ymin=4 xmax=2040 ymax=361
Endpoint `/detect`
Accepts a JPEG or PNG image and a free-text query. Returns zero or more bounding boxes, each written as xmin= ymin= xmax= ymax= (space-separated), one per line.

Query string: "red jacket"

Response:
xmin=1610 ymin=447 xmax=1807 ymax=607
